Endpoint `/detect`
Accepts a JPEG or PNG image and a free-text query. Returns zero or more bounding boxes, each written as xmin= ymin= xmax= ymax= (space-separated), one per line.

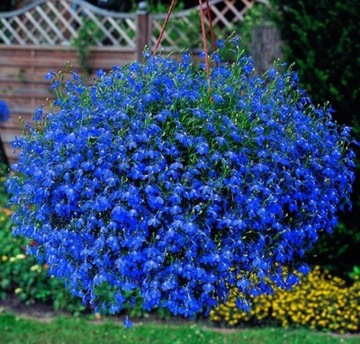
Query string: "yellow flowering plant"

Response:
xmin=210 ymin=266 xmax=360 ymax=333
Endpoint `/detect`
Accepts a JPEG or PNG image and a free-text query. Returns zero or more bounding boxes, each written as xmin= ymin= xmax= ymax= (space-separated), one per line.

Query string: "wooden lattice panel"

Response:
xmin=0 ymin=0 xmax=260 ymax=51
xmin=152 ymin=0 xmax=256 ymax=51
xmin=0 ymin=0 xmax=137 ymax=47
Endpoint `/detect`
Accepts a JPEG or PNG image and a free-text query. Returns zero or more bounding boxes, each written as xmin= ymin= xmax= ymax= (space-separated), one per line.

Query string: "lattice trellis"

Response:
xmin=0 ymin=0 xmax=260 ymax=50
xmin=152 ymin=0 xmax=257 ymax=51
xmin=0 ymin=0 xmax=137 ymax=47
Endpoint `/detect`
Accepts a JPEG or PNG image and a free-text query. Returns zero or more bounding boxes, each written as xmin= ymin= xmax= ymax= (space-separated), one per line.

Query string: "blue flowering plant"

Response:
xmin=6 ymin=42 xmax=356 ymax=318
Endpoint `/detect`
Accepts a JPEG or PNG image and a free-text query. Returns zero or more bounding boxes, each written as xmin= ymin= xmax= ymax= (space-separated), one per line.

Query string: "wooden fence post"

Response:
xmin=136 ymin=2 xmax=151 ymax=61
xmin=250 ymin=23 xmax=282 ymax=74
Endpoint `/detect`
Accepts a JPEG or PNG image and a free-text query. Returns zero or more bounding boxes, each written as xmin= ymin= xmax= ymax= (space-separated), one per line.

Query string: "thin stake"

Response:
xmin=205 ymin=0 xmax=217 ymax=52
xmin=199 ymin=0 xmax=211 ymax=83
xmin=153 ymin=0 xmax=177 ymax=54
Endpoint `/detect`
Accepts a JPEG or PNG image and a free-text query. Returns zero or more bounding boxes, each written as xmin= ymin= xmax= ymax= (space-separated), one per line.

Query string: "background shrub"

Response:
xmin=269 ymin=0 xmax=360 ymax=277
xmin=0 ymin=207 xmax=86 ymax=314
xmin=270 ymin=0 xmax=360 ymax=126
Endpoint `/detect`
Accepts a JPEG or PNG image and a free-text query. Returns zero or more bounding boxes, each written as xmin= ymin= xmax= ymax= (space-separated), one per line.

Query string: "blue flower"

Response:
xmin=123 ymin=315 xmax=133 ymax=329
xmin=44 ymin=70 xmax=55 ymax=80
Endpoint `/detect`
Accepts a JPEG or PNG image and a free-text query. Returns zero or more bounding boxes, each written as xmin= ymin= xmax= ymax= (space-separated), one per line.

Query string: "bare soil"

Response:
xmin=0 ymin=294 xmax=62 ymax=322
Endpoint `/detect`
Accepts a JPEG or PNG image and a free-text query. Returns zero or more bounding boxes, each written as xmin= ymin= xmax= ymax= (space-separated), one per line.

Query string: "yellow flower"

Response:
xmin=15 ymin=254 xmax=26 ymax=260
xmin=14 ymin=288 xmax=22 ymax=294
xmin=30 ymin=264 xmax=42 ymax=273
xmin=1 ymin=255 xmax=8 ymax=262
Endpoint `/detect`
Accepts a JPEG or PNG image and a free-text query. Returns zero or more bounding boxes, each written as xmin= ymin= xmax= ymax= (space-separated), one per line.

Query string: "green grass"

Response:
xmin=0 ymin=313 xmax=359 ymax=344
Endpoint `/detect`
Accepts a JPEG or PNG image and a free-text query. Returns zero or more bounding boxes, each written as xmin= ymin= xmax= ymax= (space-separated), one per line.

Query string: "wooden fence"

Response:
xmin=0 ymin=0 xmax=261 ymax=164
xmin=0 ymin=46 xmax=136 ymax=163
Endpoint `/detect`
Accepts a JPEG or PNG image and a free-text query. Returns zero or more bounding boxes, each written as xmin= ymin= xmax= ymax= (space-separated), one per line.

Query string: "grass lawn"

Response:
xmin=0 ymin=313 xmax=359 ymax=344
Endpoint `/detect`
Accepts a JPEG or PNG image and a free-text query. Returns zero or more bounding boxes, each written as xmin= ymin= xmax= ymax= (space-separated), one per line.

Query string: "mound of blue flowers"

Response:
xmin=6 ymin=45 xmax=356 ymax=317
